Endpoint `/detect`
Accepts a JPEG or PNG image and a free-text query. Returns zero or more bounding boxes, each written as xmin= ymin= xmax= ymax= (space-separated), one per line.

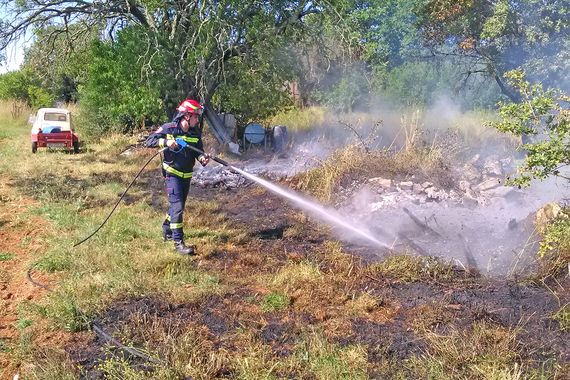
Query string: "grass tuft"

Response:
xmin=0 ymin=252 xmax=14 ymax=261
xmin=294 ymin=329 xmax=368 ymax=380
xmin=552 ymin=304 xmax=570 ymax=331
xmin=407 ymin=321 xmax=521 ymax=379
xmin=261 ymin=292 xmax=290 ymax=312
xmin=370 ymin=254 xmax=455 ymax=283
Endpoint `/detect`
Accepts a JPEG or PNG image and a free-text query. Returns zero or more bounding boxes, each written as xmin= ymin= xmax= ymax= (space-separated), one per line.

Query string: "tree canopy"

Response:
xmin=0 ymin=0 xmax=568 ymax=136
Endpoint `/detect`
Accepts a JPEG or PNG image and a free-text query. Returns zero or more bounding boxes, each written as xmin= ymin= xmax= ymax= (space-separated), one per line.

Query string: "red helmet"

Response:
xmin=177 ymin=99 xmax=203 ymax=115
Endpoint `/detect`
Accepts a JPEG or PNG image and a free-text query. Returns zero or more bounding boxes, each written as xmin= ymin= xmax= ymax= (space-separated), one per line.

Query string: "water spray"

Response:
xmin=75 ymin=138 xmax=392 ymax=249
xmin=181 ymin=141 xmax=392 ymax=249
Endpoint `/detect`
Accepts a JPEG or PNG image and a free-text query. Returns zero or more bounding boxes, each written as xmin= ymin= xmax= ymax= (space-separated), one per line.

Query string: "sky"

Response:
xmin=0 ymin=40 xmax=25 ymax=73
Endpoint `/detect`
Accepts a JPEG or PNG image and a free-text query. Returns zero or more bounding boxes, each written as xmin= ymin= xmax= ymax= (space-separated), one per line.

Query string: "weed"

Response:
xmin=370 ymin=254 xmax=455 ymax=283
xmin=20 ymin=348 xmax=78 ymax=380
xmin=261 ymin=292 xmax=290 ymax=312
xmin=45 ymin=293 xmax=87 ymax=332
xmin=552 ymin=304 xmax=570 ymax=331
xmin=0 ymin=252 xmax=14 ymax=261
xmin=272 ymin=261 xmax=324 ymax=292
xmin=345 ymin=292 xmax=381 ymax=316
xmin=15 ymin=318 xmax=33 ymax=330
xmin=294 ymin=329 xmax=368 ymax=379
xmin=34 ymin=244 xmax=73 ymax=272
xmin=537 ymin=210 xmax=570 ymax=279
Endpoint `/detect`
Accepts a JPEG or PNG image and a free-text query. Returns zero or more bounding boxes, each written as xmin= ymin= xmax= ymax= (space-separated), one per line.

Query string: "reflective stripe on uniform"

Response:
xmin=170 ymin=222 xmax=183 ymax=229
xmin=159 ymin=138 xmax=166 ymax=148
xmin=162 ymin=163 xmax=193 ymax=178
xmin=166 ymin=134 xmax=198 ymax=143
xmin=178 ymin=136 xmax=199 ymax=143
xmin=165 ymin=214 xmax=170 ymax=221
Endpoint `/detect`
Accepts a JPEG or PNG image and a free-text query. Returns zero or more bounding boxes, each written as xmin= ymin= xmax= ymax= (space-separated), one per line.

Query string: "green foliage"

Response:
xmin=315 ymin=67 xmax=370 ymax=112
xmin=537 ymin=210 xmax=570 ymax=278
xmin=213 ymin=43 xmax=295 ymax=124
xmin=79 ymin=29 xmax=167 ymax=136
xmin=490 ymin=70 xmax=569 ymax=186
xmin=261 ymin=292 xmax=290 ymax=312
xmin=24 ymin=25 xmax=100 ymax=103
xmin=415 ymin=0 xmax=569 ymax=99
xmin=0 ymin=68 xmax=54 ymax=108
xmin=0 ymin=252 xmax=14 ymax=261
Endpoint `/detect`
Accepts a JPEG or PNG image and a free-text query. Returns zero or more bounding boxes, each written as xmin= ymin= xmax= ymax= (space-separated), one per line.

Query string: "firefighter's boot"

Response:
xmin=174 ymin=240 xmax=196 ymax=256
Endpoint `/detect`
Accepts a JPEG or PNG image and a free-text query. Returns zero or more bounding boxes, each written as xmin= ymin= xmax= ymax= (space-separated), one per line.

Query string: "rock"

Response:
xmin=535 ymin=203 xmax=563 ymax=233
xmin=473 ymin=177 xmax=501 ymax=192
xmin=483 ymin=156 xmax=503 ymax=176
xmin=412 ymin=183 xmax=424 ymax=194
xmin=459 ymin=180 xmax=471 ymax=192
xmin=421 ymin=181 xmax=433 ymax=189
xmin=369 ymin=177 xmax=392 ymax=188
xmin=500 ymin=158 xmax=513 ymax=170
xmin=425 ymin=187 xmax=448 ymax=202
xmin=462 ymin=193 xmax=479 ymax=208
xmin=468 ymin=154 xmax=481 ymax=165
xmin=462 ymin=163 xmax=482 ymax=182
xmin=399 ymin=181 xmax=413 ymax=190
xmin=481 ymin=186 xmax=518 ymax=200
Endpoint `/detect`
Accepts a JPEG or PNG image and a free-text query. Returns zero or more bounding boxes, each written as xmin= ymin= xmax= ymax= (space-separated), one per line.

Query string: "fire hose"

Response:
xmin=27 ymin=138 xmax=227 ymax=371
xmin=74 ymin=138 xmax=225 ymax=247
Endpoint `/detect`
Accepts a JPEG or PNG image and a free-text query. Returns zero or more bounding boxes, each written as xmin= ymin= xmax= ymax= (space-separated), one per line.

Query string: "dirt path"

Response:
xmin=0 ymin=180 xmax=62 ymax=379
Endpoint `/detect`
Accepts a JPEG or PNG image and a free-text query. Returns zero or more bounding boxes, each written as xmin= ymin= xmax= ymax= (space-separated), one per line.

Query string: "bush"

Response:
xmin=538 ymin=209 xmax=570 ymax=278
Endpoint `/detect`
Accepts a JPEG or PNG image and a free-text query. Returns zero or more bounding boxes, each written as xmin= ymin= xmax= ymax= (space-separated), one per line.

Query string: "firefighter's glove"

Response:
xmin=166 ymin=139 xmax=179 ymax=150
xmin=198 ymin=154 xmax=210 ymax=166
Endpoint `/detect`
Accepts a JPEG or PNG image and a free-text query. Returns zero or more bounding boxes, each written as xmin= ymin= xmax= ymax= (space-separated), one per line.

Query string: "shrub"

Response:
xmin=538 ymin=209 xmax=570 ymax=278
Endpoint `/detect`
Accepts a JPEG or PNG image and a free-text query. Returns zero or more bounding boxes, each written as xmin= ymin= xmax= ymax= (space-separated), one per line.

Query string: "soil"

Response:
xmin=0 ymin=181 xmax=76 ymax=378
xmin=1 ymin=168 xmax=569 ymax=379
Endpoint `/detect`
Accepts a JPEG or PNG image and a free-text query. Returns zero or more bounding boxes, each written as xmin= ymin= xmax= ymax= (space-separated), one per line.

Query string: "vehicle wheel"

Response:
xmin=73 ymin=141 xmax=80 ymax=154
xmin=32 ymin=142 xmax=37 ymax=153
xmin=271 ymin=125 xmax=288 ymax=156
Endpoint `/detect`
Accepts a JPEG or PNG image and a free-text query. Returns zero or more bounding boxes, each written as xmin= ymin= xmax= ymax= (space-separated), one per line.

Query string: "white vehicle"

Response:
xmin=30 ymin=108 xmax=80 ymax=153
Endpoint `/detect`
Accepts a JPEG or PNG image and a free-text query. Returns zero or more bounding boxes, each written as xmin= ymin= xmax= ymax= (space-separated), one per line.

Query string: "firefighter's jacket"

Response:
xmin=145 ymin=121 xmax=204 ymax=179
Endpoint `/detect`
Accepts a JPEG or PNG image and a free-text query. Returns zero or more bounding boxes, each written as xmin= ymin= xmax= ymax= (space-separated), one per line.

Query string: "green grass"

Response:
xmin=267 ymin=106 xmax=326 ymax=132
xmin=294 ymin=330 xmax=368 ymax=380
xmin=261 ymin=292 xmax=290 ymax=312
xmin=0 ymin=252 xmax=14 ymax=261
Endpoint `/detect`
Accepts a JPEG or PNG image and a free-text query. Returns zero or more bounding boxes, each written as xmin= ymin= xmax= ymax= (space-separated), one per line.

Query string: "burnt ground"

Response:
xmin=55 ymin=173 xmax=570 ymax=379
xmin=1 ymin=160 xmax=568 ymax=379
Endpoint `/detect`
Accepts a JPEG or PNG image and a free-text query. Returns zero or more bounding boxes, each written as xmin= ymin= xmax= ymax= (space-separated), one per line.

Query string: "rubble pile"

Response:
xmin=336 ymin=153 xmax=522 ymax=211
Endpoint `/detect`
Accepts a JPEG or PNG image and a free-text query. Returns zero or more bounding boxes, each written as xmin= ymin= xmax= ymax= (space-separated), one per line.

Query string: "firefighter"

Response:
xmin=145 ymin=99 xmax=210 ymax=255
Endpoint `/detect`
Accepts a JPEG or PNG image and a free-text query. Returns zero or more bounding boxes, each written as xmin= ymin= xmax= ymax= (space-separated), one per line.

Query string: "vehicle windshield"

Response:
xmin=44 ymin=113 xmax=68 ymax=122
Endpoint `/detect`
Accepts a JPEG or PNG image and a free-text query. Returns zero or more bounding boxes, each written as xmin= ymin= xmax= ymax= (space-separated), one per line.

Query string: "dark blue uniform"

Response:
xmin=145 ymin=121 xmax=204 ymax=242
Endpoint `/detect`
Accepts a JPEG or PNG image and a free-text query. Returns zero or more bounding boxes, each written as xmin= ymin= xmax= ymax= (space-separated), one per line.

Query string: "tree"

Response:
xmin=0 ymin=68 xmax=54 ymax=108
xmin=0 ymin=1 xmax=323 ymax=109
xmin=490 ymin=70 xmax=569 ymax=186
xmin=415 ymin=0 xmax=570 ymax=100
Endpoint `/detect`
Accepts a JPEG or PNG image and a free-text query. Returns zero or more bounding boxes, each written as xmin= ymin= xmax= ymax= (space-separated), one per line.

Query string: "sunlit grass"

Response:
xmin=406 ymin=321 xmax=523 ymax=379
xmin=267 ymin=106 xmax=327 ymax=131
xmin=370 ymin=254 xmax=457 ymax=283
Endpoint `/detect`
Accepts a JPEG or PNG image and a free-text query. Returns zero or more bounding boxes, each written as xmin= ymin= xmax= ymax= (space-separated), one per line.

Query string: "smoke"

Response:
xmin=248 ymin=95 xmax=569 ymax=277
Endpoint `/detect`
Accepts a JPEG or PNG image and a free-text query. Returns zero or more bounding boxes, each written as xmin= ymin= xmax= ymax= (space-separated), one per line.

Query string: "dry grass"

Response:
xmin=370 ymin=254 xmax=456 ymax=283
xmin=407 ymin=321 xmax=523 ymax=379
xmin=296 ymin=143 xmax=365 ymax=201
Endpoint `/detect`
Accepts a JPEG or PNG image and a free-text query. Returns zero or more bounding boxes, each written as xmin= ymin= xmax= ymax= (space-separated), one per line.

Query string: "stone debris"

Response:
xmin=191 ymin=151 xmax=524 ymax=214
